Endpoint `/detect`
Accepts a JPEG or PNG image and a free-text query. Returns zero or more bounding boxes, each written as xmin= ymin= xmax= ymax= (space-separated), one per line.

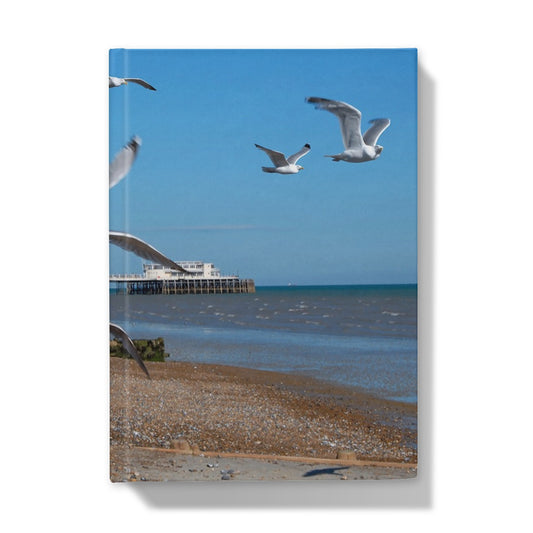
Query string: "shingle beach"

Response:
xmin=110 ymin=358 xmax=417 ymax=481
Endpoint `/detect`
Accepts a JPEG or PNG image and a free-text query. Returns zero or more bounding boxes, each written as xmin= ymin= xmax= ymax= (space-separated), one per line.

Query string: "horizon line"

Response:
xmin=255 ymin=282 xmax=418 ymax=288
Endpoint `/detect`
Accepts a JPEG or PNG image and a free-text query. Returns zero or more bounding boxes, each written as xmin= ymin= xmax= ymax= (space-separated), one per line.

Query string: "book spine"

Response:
xmin=109 ymin=49 xmax=129 ymax=145
xmin=109 ymin=49 xmax=132 ymax=270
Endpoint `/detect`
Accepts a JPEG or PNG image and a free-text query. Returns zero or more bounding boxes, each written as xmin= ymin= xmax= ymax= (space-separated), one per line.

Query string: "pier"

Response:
xmin=110 ymin=275 xmax=255 ymax=295
xmin=110 ymin=260 xmax=255 ymax=295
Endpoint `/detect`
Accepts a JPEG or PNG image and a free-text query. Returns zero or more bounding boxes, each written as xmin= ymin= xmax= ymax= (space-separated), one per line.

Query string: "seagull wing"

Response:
xmin=110 ymin=323 xmax=150 ymax=378
xmin=109 ymin=231 xmax=189 ymax=273
xmin=363 ymin=119 xmax=391 ymax=146
xmin=287 ymin=144 xmax=311 ymax=165
xmin=109 ymin=136 xmax=142 ymax=188
xmin=255 ymin=144 xmax=289 ymax=167
xmin=306 ymin=97 xmax=363 ymax=150
xmin=124 ymin=78 xmax=157 ymax=91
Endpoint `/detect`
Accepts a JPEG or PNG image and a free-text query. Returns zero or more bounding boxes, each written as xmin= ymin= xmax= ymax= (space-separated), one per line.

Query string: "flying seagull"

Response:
xmin=109 ymin=76 xmax=156 ymax=91
xmin=109 ymin=136 xmax=141 ymax=189
xmin=306 ymin=97 xmax=390 ymax=163
xmin=110 ymin=323 xmax=150 ymax=378
xmin=255 ymin=143 xmax=310 ymax=174
xmin=109 ymin=231 xmax=189 ymax=273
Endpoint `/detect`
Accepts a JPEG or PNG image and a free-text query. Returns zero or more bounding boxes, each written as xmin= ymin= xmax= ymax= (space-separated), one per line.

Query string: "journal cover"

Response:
xmin=109 ymin=49 xmax=418 ymax=482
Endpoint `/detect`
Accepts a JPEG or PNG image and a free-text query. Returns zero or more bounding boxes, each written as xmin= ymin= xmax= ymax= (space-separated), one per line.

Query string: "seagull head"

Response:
xmin=375 ymin=145 xmax=383 ymax=157
xmin=297 ymin=165 xmax=304 ymax=170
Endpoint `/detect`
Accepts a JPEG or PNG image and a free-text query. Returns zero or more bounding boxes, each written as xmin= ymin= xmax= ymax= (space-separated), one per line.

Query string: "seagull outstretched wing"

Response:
xmin=363 ymin=119 xmax=391 ymax=146
xmin=109 ymin=231 xmax=189 ymax=273
xmin=110 ymin=323 xmax=150 ymax=378
xmin=255 ymin=144 xmax=289 ymax=167
xmin=124 ymin=78 xmax=157 ymax=91
xmin=287 ymin=144 xmax=311 ymax=164
xmin=306 ymin=97 xmax=363 ymax=150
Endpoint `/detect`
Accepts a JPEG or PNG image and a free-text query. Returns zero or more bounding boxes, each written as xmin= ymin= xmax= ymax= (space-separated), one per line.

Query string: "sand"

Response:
xmin=110 ymin=358 xmax=417 ymax=482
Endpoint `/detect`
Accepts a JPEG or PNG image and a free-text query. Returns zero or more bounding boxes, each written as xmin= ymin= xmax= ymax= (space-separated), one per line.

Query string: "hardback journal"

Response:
xmin=109 ymin=48 xmax=418 ymax=482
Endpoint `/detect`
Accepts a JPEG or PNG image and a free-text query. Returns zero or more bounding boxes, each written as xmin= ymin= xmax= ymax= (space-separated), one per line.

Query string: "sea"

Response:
xmin=110 ymin=284 xmax=417 ymax=404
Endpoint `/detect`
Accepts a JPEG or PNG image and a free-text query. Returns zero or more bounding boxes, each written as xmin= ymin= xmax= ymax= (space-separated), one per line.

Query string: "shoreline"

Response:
xmin=110 ymin=358 xmax=417 ymax=481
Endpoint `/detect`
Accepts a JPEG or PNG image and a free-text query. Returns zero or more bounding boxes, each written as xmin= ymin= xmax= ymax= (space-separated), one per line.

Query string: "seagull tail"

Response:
xmin=261 ymin=167 xmax=277 ymax=173
xmin=324 ymin=155 xmax=341 ymax=162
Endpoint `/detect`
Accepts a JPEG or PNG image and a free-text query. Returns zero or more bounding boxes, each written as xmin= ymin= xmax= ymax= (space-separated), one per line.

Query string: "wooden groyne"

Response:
xmin=111 ymin=277 xmax=255 ymax=295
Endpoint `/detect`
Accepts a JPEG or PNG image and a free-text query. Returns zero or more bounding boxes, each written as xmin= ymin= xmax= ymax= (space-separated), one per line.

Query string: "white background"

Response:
xmin=1 ymin=1 xmax=531 ymax=530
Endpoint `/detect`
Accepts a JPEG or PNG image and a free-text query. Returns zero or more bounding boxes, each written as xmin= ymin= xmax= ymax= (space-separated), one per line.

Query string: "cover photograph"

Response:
xmin=109 ymin=49 xmax=418 ymax=482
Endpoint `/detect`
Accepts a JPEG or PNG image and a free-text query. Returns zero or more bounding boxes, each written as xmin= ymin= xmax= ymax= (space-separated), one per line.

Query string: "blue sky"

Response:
xmin=109 ymin=49 xmax=417 ymax=286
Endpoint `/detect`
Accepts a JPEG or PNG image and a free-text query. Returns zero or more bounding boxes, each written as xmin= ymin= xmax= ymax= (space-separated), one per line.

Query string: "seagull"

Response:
xmin=110 ymin=323 xmax=150 ymax=378
xmin=109 ymin=136 xmax=142 ymax=189
xmin=255 ymin=143 xmax=310 ymax=174
xmin=306 ymin=97 xmax=390 ymax=163
xmin=109 ymin=76 xmax=156 ymax=91
xmin=109 ymin=231 xmax=189 ymax=273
